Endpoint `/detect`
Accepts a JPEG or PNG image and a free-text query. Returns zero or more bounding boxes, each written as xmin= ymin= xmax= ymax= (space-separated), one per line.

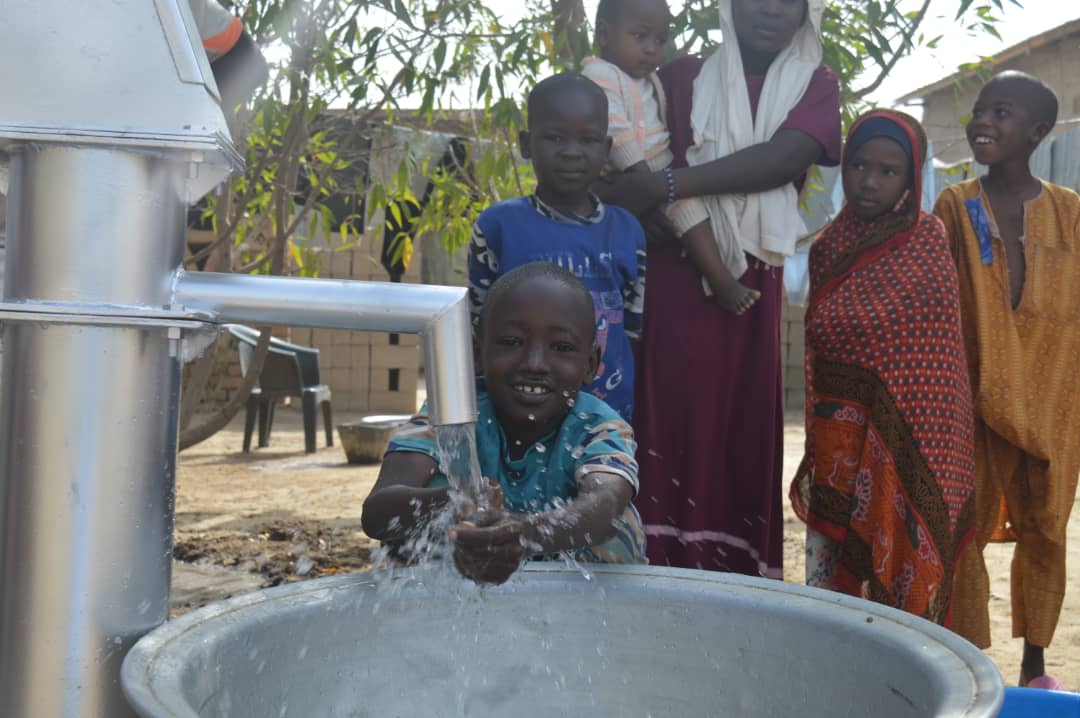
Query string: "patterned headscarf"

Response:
xmin=811 ymin=109 xmax=929 ymax=290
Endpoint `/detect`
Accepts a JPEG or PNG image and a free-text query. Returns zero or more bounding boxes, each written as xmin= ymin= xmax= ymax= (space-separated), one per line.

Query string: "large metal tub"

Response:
xmin=122 ymin=565 xmax=1003 ymax=717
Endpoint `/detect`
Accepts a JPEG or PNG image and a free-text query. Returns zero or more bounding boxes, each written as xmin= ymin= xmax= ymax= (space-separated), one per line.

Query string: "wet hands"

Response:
xmin=449 ymin=481 xmax=538 ymax=585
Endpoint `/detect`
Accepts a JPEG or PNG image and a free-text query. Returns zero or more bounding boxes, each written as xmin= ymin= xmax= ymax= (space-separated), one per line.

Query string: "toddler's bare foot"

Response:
xmin=710 ymin=277 xmax=760 ymax=315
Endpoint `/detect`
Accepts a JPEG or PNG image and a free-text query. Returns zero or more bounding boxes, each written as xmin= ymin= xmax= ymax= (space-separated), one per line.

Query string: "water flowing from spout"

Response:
xmin=434 ymin=421 xmax=484 ymax=507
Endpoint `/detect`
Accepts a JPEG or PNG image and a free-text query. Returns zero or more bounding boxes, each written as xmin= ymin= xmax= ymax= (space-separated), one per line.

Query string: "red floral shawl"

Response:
xmin=790 ymin=110 xmax=976 ymax=624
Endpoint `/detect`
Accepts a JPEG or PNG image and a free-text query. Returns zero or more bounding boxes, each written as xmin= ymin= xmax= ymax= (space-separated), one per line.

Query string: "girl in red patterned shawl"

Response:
xmin=790 ymin=110 xmax=976 ymax=624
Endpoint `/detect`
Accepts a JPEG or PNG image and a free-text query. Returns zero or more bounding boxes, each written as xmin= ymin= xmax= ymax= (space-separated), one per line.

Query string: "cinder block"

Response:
xmin=311 ymin=328 xmax=335 ymax=352
xmin=329 ymin=344 xmax=353 ymax=370
xmin=289 ymin=328 xmax=312 ymax=347
xmin=349 ymin=330 xmax=377 ymax=348
xmin=330 ymin=249 xmax=353 ymax=278
xmin=785 ymin=389 xmax=806 ymax=412
xmin=368 ymin=389 xmax=419 ymax=415
xmin=334 ymin=375 xmax=369 ymax=412
xmin=349 ymin=343 xmax=371 ymax=367
xmin=352 ymin=256 xmax=383 ymax=281
xmin=399 ymin=371 xmax=419 ymax=400
xmin=787 ymin=320 xmax=805 ymax=346
xmin=348 ymin=252 xmax=378 ymax=281
xmin=382 ymin=366 xmax=419 ymax=394
xmin=329 ymin=367 xmax=352 ymax=391
xmin=371 ymin=344 xmax=420 ymax=370
xmin=346 ymin=365 xmax=371 ymax=392
xmin=371 ymin=330 xmax=420 ymax=348
xmin=783 ymin=364 xmax=804 ymax=391
xmin=787 ymin=341 xmax=805 ymax=366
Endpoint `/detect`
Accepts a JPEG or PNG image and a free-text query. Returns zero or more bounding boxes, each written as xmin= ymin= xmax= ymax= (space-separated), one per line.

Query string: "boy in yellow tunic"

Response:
xmin=934 ymin=70 xmax=1080 ymax=689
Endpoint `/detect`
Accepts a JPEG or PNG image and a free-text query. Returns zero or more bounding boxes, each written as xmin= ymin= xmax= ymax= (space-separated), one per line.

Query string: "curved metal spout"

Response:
xmin=173 ymin=270 xmax=477 ymax=426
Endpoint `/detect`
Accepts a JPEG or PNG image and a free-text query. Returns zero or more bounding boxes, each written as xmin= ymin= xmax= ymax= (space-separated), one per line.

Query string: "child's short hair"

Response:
xmin=985 ymin=70 xmax=1059 ymax=128
xmin=479 ymin=262 xmax=597 ymax=343
xmin=595 ymin=0 xmax=622 ymax=26
xmin=526 ymin=73 xmax=608 ymax=129
xmin=595 ymin=0 xmax=670 ymax=26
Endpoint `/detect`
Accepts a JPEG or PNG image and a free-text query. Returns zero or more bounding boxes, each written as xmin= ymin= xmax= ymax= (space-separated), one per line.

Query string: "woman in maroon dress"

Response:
xmin=602 ymin=0 xmax=841 ymax=574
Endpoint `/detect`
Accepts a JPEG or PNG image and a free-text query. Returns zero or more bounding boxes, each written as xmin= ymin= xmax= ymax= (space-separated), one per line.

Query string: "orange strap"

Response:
xmin=202 ymin=15 xmax=243 ymax=57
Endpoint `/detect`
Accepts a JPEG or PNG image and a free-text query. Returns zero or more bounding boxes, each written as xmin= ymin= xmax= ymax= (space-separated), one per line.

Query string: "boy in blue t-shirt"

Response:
xmin=468 ymin=72 xmax=646 ymax=421
xmin=362 ymin=262 xmax=647 ymax=585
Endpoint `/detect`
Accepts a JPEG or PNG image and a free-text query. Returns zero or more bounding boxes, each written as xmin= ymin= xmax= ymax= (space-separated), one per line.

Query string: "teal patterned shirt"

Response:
xmin=386 ymin=381 xmax=647 ymax=564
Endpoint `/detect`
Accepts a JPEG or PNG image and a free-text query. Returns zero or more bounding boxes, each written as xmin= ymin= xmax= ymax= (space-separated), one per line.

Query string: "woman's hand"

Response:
xmin=594 ymin=171 xmax=667 ymax=217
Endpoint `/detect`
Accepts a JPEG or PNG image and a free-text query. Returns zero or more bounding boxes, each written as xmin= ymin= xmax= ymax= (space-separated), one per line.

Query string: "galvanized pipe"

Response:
xmin=0 ymin=5 xmax=478 ymax=715
xmin=0 ymin=145 xmax=187 ymax=718
xmin=173 ymin=271 xmax=477 ymax=426
xmin=0 ymin=149 xmax=479 ymax=718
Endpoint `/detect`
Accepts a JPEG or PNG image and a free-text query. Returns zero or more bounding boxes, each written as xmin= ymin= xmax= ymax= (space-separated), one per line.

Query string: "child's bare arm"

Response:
xmin=680 ymin=220 xmax=760 ymax=314
xmin=681 ymin=220 xmax=730 ymax=287
xmin=360 ymin=452 xmax=450 ymax=542
xmin=529 ymin=471 xmax=634 ymax=552
xmin=452 ymin=472 xmax=632 ymax=555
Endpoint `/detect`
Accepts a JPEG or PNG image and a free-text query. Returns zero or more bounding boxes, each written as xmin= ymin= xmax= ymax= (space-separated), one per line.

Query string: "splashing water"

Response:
xmin=435 ymin=421 xmax=484 ymax=506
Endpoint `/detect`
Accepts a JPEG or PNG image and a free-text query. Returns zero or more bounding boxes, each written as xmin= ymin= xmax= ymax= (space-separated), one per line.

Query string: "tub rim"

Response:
xmin=122 ymin=563 xmax=1004 ymax=718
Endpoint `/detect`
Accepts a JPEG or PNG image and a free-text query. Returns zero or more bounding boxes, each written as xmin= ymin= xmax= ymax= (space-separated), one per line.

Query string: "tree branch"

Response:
xmin=849 ymin=0 xmax=932 ymax=101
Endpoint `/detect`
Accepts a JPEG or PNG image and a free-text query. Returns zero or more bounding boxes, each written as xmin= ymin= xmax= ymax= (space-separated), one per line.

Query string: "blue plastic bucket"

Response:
xmin=999 ymin=686 xmax=1080 ymax=717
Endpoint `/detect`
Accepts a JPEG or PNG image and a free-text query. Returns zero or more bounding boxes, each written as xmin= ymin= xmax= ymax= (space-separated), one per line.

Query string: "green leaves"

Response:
xmin=214 ymin=0 xmax=1019 ymax=281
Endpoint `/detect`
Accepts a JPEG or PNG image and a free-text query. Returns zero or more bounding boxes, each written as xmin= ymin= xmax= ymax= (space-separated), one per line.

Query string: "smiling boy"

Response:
xmin=468 ymin=73 xmax=646 ymax=422
xmin=362 ymin=262 xmax=647 ymax=585
xmin=934 ymin=71 xmax=1080 ymax=689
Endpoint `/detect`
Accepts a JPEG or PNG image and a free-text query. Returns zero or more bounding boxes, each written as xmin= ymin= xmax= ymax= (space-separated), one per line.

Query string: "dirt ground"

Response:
xmin=173 ymin=407 xmax=1080 ymax=689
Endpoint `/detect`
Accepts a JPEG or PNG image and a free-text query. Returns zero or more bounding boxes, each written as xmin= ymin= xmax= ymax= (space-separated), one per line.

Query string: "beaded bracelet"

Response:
xmin=663 ymin=167 xmax=677 ymax=205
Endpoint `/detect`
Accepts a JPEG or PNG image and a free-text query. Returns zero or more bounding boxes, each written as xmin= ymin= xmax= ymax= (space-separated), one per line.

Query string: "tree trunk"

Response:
xmin=178 ymin=6 xmax=319 ymax=452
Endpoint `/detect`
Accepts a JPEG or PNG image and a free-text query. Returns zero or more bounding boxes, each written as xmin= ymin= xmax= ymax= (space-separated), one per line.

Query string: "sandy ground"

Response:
xmin=172 ymin=407 xmax=1080 ymax=689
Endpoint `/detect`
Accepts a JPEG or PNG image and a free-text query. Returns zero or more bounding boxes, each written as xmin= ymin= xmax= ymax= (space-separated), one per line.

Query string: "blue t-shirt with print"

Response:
xmin=467 ymin=195 xmax=646 ymax=421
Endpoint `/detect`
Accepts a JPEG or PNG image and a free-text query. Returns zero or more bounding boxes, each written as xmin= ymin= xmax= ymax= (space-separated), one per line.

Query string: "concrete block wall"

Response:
xmin=290 ymin=240 xmax=422 ymax=415
xmin=186 ymin=227 xmax=424 ymax=416
xmin=780 ymin=298 xmax=806 ymax=415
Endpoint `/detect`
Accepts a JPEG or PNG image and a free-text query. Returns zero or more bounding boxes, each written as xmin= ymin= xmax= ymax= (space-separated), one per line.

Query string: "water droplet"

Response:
xmin=296 ymin=556 xmax=314 ymax=575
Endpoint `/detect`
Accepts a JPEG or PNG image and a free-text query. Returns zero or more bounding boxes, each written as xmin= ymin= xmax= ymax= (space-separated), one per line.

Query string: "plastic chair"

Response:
xmin=225 ymin=324 xmax=333 ymax=454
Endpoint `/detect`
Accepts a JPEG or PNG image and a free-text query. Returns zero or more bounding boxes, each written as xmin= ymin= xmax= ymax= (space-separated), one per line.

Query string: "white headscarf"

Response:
xmin=686 ymin=0 xmax=825 ymax=277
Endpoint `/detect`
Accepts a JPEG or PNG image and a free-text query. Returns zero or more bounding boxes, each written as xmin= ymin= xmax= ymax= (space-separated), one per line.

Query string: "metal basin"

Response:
xmin=122 ymin=564 xmax=1003 ymax=717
